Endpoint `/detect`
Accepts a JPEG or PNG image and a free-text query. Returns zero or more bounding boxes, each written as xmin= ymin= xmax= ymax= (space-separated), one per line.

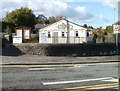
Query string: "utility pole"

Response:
xmin=66 ymin=19 xmax=70 ymax=43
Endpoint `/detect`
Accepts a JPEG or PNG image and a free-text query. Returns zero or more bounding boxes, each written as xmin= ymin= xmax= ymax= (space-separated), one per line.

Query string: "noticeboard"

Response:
xmin=13 ymin=36 xmax=22 ymax=43
xmin=24 ymin=30 xmax=30 ymax=39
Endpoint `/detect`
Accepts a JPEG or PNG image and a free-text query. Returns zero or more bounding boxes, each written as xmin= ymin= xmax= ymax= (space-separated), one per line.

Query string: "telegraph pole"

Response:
xmin=66 ymin=19 xmax=70 ymax=43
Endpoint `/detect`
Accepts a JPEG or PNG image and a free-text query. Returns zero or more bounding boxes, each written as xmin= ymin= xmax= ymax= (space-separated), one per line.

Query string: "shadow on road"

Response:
xmin=2 ymin=43 xmax=24 ymax=56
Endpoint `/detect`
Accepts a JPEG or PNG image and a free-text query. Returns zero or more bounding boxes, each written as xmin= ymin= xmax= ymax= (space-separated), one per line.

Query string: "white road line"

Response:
xmin=28 ymin=66 xmax=85 ymax=70
xmin=28 ymin=68 xmax=56 ymax=70
xmin=102 ymin=78 xmax=118 ymax=82
xmin=42 ymin=77 xmax=114 ymax=85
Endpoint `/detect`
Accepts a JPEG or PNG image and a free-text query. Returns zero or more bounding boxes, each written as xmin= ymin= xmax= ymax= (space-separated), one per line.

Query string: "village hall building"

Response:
xmin=39 ymin=19 xmax=92 ymax=44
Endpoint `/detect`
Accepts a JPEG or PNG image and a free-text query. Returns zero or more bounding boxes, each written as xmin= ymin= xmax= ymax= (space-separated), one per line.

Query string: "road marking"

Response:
xmin=28 ymin=68 xmax=56 ymax=70
xmin=28 ymin=65 xmax=85 ymax=70
xmin=49 ymin=83 xmax=118 ymax=91
xmin=102 ymin=78 xmax=118 ymax=82
xmin=0 ymin=62 xmax=118 ymax=68
xmin=42 ymin=77 xmax=115 ymax=85
xmin=0 ymin=64 xmax=78 ymax=68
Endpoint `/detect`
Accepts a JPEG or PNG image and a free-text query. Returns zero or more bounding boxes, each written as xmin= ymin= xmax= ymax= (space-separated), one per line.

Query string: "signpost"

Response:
xmin=113 ymin=24 xmax=120 ymax=47
xmin=113 ymin=24 xmax=120 ymax=90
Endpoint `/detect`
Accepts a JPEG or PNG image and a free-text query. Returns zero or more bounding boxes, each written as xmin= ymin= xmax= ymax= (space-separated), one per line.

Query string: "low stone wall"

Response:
xmin=13 ymin=43 xmax=120 ymax=56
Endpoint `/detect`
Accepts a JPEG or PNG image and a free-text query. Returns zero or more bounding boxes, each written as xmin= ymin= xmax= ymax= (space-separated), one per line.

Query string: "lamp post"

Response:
xmin=118 ymin=2 xmax=120 ymax=90
xmin=114 ymin=8 xmax=118 ymax=49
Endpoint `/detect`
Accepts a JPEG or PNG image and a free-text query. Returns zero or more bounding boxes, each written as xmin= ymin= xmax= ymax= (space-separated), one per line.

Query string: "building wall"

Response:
xmin=39 ymin=20 xmax=92 ymax=44
xmin=39 ymin=30 xmax=87 ymax=43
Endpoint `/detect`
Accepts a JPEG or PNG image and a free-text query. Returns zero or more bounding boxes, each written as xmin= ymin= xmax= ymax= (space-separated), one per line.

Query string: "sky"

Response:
xmin=1 ymin=0 xmax=119 ymax=28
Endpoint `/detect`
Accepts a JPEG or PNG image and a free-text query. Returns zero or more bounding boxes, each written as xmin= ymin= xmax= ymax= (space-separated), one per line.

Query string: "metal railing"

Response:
xmin=39 ymin=36 xmax=93 ymax=44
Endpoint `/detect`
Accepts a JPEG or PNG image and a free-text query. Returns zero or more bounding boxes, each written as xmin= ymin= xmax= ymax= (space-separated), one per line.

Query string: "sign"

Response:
xmin=13 ymin=36 xmax=22 ymax=43
xmin=58 ymin=23 xmax=73 ymax=29
xmin=113 ymin=24 xmax=120 ymax=34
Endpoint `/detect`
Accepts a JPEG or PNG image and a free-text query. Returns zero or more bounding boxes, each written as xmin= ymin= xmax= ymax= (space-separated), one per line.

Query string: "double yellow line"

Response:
xmin=0 ymin=62 xmax=118 ymax=68
xmin=0 ymin=64 xmax=73 ymax=67
xmin=49 ymin=83 xmax=118 ymax=91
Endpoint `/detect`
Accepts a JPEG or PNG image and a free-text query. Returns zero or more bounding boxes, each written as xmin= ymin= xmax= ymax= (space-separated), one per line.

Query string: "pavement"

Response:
xmin=1 ymin=55 xmax=119 ymax=65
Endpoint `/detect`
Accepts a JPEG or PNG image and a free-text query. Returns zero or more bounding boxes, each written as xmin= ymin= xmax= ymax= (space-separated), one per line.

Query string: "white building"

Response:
xmin=39 ymin=19 xmax=92 ymax=44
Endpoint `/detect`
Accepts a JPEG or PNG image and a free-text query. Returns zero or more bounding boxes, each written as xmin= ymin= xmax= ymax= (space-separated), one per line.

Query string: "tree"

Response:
xmin=83 ymin=24 xmax=87 ymax=28
xmin=48 ymin=16 xmax=66 ymax=24
xmin=36 ymin=14 xmax=49 ymax=24
xmin=104 ymin=26 xmax=113 ymax=35
xmin=5 ymin=7 xmax=36 ymax=29
xmin=115 ymin=21 xmax=120 ymax=25
xmin=93 ymin=27 xmax=104 ymax=37
xmin=1 ymin=21 xmax=15 ymax=33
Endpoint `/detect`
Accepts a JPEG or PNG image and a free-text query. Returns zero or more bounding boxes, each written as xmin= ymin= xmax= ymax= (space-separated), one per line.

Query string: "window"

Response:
xmin=48 ymin=32 xmax=51 ymax=37
xmin=76 ymin=31 xmax=78 ymax=37
xmin=62 ymin=32 xmax=64 ymax=37
xmin=87 ymin=32 xmax=89 ymax=37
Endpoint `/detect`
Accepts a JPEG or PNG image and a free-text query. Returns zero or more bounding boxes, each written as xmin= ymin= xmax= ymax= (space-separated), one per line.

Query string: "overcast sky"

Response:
xmin=1 ymin=0 xmax=119 ymax=28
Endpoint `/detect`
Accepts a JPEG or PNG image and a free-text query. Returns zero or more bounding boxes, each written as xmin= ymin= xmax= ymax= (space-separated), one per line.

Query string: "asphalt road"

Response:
xmin=2 ymin=62 xmax=119 ymax=91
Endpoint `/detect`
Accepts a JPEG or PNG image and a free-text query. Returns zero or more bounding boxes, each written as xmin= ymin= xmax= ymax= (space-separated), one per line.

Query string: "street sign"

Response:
xmin=13 ymin=36 xmax=22 ymax=43
xmin=113 ymin=24 xmax=120 ymax=34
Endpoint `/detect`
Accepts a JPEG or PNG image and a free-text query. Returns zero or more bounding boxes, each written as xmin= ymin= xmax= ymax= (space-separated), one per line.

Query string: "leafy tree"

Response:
xmin=115 ymin=21 xmax=120 ymax=24
xmin=104 ymin=26 xmax=113 ymax=35
xmin=93 ymin=27 xmax=104 ymax=37
xmin=1 ymin=21 xmax=15 ymax=33
xmin=83 ymin=24 xmax=87 ymax=28
xmin=88 ymin=26 xmax=94 ymax=29
xmin=5 ymin=7 xmax=36 ymax=29
xmin=36 ymin=15 xmax=65 ymax=24
xmin=48 ymin=16 xmax=66 ymax=24
xmin=36 ymin=14 xmax=49 ymax=24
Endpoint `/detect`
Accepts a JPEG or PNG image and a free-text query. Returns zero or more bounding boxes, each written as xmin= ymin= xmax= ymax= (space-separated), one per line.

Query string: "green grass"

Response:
xmin=23 ymin=38 xmax=39 ymax=43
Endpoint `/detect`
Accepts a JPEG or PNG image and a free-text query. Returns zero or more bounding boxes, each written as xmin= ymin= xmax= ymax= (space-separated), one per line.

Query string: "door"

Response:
xmin=53 ymin=32 xmax=58 ymax=43
xmin=40 ymin=33 xmax=47 ymax=43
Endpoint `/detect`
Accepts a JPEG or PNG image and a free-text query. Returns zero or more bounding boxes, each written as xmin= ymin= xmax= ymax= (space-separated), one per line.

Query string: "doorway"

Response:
xmin=53 ymin=32 xmax=58 ymax=43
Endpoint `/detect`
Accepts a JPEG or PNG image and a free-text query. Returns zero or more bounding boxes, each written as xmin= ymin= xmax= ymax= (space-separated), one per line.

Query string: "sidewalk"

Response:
xmin=1 ymin=55 xmax=119 ymax=65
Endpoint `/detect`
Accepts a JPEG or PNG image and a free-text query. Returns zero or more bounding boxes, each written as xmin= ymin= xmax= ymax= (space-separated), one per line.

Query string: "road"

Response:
xmin=2 ymin=62 xmax=119 ymax=91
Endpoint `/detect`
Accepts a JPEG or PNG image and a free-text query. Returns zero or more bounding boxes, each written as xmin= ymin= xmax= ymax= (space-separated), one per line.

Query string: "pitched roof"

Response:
xmin=39 ymin=19 xmax=87 ymax=30
xmin=15 ymin=26 xmax=31 ymax=30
